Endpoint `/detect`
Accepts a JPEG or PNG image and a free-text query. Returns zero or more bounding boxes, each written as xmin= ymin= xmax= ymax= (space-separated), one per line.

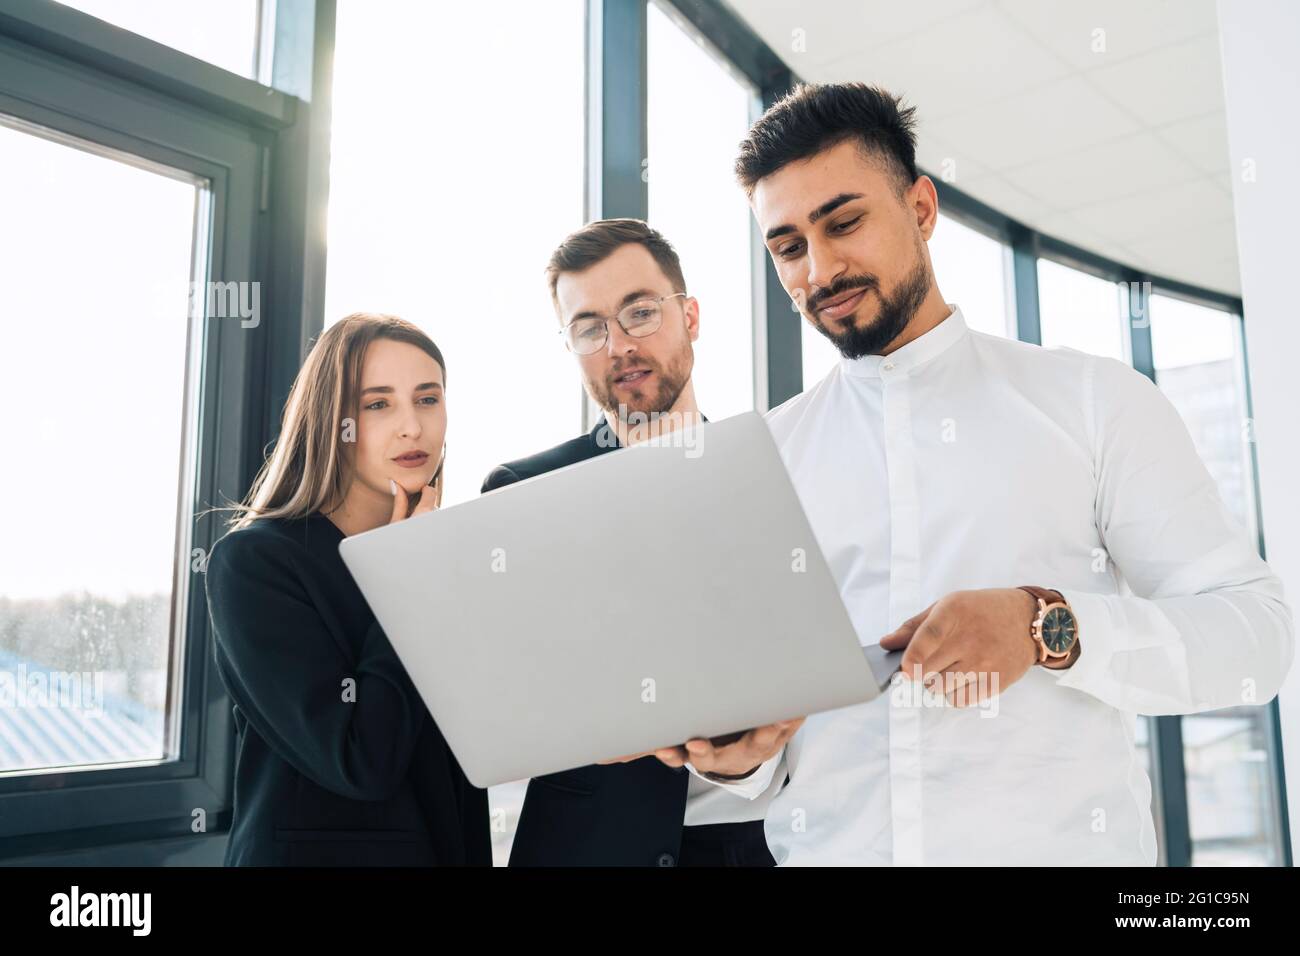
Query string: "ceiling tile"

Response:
xmin=915 ymin=130 xmax=993 ymax=185
xmin=924 ymin=75 xmax=1141 ymax=169
xmin=1152 ymin=110 xmax=1231 ymax=174
xmin=1028 ymin=211 xmax=1115 ymax=254
xmin=1086 ymin=34 xmax=1226 ymax=127
xmin=812 ymin=4 xmax=1073 ymax=120
xmin=950 ymin=173 xmax=1052 ymax=223
xmin=996 ymin=0 xmax=1217 ymax=72
xmin=1125 ymin=221 xmax=1240 ymax=294
xmin=731 ymin=0 xmax=992 ymax=69
xmin=1069 ymin=177 xmax=1234 ymax=243
xmin=1005 ymin=131 xmax=1203 ymax=209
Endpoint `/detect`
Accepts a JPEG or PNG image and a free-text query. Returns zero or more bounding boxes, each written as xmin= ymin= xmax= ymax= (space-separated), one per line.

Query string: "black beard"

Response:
xmin=810 ymin=254 xmax=931 ymax=360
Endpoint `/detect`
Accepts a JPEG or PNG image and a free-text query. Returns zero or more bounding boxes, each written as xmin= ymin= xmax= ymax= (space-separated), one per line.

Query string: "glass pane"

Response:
xmin=323 ymin=0 xmax=586 ymax=865
xmin=1036 ymin=258 xmax=1127 ymax=360
xmin=1183 ymin=708 xmax=1283 ymax=865
xmin=1147 ymin=295 xmax=1279 ymax=865
xmin=53 ymin=0 xmax=263 ymax=79
xmin=0 ymin=118 xmax=203 ymax=774
xmin=1149 ymin=296 xmax=1254 ymax=534
xmin=1134 ymin=715 xmax=1153 ymax=782
xmin=800 ymin=212 xmax=1011 ymax=388
xmin=928 ymin=214 xmax=1011 ymax=339
xmin=648 ymin=1 xmax=757 ymax=418
xmin=1132 ymin=716 xmax=1158 ymax=857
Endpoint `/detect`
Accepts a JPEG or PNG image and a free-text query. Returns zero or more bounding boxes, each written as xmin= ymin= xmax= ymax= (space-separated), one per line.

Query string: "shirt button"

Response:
xmin=656 ymin=852 xmax=676 ymax=867
xmin=882 ymin=362 xmax=895 ymax=371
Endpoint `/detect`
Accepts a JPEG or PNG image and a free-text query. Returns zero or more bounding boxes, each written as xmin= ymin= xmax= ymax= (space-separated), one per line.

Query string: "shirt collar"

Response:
xmin=837 ymin=304 xmax=968 ymax=379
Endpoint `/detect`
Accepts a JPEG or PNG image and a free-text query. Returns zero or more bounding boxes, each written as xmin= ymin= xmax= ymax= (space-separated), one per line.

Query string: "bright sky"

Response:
xmin=0 ymin=122 xmax=198 ymax=600
xmin=647 ymin=0 xmax=757 ymax=421
xmin=1149 ymin=294 xmax=1238 ymax=369
xmin=322 ymin=0 xmax=587 ymax=508
xmin=1037 ymin=257 xmax=1130 ymax=362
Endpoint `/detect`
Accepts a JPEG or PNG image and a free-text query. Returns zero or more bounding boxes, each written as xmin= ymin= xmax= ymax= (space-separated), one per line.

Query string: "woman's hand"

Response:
xmin=387 ymin=476 xmax=440 ymax=523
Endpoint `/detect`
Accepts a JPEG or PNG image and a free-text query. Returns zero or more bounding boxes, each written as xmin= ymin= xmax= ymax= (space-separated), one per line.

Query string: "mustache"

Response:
xmin=609 ymin=358 xmax=658 ymax=379
xmin=806 ymin=275 xmax=878 ymax=312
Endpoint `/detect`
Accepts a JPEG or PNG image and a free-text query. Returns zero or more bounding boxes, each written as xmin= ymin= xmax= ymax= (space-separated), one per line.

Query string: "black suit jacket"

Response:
xmin=484 ymin=417 xmax=752 ymax=867
xmin=205 ymin=512 xmax=491 ymax=866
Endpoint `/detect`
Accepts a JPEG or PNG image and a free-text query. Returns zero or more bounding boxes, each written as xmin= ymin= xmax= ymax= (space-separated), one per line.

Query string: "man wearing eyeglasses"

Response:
xmin=480 ymin=218 xmax=795 ymax=867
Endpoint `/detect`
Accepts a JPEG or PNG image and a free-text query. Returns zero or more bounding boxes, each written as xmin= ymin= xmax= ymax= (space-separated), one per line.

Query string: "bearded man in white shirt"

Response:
xmin=651 ymin=81 xmax=1294 ymax=865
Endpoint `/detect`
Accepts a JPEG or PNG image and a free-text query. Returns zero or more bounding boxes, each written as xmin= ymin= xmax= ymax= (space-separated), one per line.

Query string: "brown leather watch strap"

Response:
xmin=1019 ymin=586 xmax=1077 ymax=669
xmin=1019 ymin=585 xmax=1065 ymax=607
xmin=1040 ymin=637 xmax=1081 ymax=670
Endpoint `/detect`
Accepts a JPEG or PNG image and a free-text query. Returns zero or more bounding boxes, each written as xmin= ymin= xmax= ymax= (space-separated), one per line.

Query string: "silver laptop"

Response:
xmin=339 ymin=411 xmax=900 ymax=788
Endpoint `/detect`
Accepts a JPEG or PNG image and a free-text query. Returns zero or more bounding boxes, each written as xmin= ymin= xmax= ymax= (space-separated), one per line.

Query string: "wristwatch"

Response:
xmin=1019 ymin=586 xmax=1080 ymax=670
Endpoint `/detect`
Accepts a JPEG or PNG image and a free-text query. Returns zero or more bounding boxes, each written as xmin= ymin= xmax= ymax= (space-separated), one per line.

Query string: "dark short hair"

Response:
xmin=735 ymin=82 xmax=919 ymax=197
xmin=545 ymin=218 xmax=687 ymax=309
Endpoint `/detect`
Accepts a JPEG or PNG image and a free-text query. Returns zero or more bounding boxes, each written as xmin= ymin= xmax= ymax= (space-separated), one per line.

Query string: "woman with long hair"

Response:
xmin=204 ymin=313 xmax=489 ymax=866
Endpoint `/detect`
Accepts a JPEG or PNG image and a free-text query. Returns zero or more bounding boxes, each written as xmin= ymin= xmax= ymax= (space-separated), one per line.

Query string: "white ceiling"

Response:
xmin=728 ymin=0 xmax=1239 ymax=296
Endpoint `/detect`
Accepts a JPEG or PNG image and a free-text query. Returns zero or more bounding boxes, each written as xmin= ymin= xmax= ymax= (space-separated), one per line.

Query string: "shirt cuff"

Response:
xmin=684 ymin=749 xmax=782 ymax=800
xmin=1050 ymin=589 xmax=1116 ymax=695
xmin=1050 ymin=587 xmax=1194 ymax=712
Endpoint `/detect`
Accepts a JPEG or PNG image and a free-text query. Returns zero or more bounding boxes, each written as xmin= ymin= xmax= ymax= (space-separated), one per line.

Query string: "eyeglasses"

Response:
xmin=560 ymin=292 xmax=687 ymax=355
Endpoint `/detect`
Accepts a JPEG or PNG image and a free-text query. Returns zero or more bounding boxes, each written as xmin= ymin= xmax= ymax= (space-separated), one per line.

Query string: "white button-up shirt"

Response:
xmin=716 ymin=303 xmax=1293 ymax=865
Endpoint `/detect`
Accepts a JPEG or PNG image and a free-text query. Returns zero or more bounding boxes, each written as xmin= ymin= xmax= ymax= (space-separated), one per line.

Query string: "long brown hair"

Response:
xmin=223 ymin=313 xmax=447 ymax=532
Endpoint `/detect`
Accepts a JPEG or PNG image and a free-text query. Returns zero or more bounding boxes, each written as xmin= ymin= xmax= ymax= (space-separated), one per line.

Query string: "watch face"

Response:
xmin=1042 ymin=606 xmax=1076 ymax=653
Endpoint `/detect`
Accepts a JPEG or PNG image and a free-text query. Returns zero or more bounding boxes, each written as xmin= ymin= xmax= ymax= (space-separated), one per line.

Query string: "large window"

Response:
xmin=1149 ymin=296 xmax=1255 ymax=534
xmin=1148 ymin=295 xmax=1281 ymax=865
xmin=323 ymin=0 xmax=587 ymax=866
xmin=0 ymin=119 xmax=205 ymax=774
xmin=647 ymin=0 xmax=759 ymax=419
xmin=324 ymin=0 xmax=586 ymax=509
xmin=929 ymin=214 xmax=1012 ymax=339
xmin=0 ymin=6 xmax=270 ymax=857
xmin=53 ymin=0 xmax=265 ymax=79
xmin=1036 ymin=258 xmax=1128 ymax=361
xmin=1181 ymin=709 xmax=1285 ymax=865
xmin=801 ymin=212 xmax=1013 ymax=387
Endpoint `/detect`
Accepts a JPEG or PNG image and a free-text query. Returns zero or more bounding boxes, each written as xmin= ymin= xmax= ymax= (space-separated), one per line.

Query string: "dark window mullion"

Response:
xmin=1127 ymin=271 xmax=1194 ymax=867
xmin=1010 ymin=225 xmax=1040 ymax=345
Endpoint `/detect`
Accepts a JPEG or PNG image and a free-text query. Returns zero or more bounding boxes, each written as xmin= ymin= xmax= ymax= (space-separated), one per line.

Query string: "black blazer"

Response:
xmin=205 ymin=512 xmax=490 ymax=866
xmin=483 ymin=417 xmax=739 ymax=867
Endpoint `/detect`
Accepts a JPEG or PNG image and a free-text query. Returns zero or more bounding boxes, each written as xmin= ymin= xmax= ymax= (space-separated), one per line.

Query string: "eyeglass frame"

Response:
xmin=558 ymin=291 xmax=689 ymax=355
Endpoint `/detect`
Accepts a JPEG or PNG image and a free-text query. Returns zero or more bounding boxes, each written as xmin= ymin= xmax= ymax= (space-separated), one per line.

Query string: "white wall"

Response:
xmin=1217 ymin=0 xmax=1300 ymax=861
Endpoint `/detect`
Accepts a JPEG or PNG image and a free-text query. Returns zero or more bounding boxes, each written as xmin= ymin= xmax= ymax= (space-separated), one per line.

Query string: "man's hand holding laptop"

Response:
xmin=597 ymin=718 xmax=805 ymax=780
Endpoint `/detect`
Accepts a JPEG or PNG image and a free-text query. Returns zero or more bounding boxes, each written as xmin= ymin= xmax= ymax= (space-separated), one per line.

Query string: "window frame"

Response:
xmin=0 ymin=0 xmax=327 ymax=860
